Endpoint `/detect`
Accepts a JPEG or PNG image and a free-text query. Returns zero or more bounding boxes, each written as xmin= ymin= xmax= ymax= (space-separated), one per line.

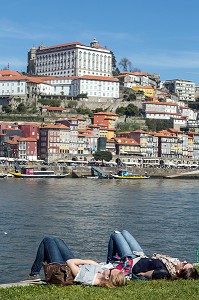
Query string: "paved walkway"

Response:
xmin=0 ymin=280 xmax=46 ymax=289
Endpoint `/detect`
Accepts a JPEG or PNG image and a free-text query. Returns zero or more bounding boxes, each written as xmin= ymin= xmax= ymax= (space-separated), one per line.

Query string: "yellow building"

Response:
xmin=132 ymin=85 xmax=155 ymax=98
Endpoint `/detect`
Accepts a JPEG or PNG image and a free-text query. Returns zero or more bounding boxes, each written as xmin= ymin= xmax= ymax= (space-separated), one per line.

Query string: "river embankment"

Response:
xmin=0 ymin=164 xmax=199 ymax=178
xmin=70 ymin=166 xmax=199 ymax=178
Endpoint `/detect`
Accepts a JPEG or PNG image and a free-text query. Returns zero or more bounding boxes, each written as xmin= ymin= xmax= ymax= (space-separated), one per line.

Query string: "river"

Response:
xmin=0 ymin=177 xmax=198 ymax=284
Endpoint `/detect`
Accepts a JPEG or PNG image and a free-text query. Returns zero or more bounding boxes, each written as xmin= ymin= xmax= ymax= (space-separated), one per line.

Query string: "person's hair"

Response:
xmin=99 ymin=271 xmax=126 ymax=288
xmin=176 ymin=268 xmax=199 ymax=280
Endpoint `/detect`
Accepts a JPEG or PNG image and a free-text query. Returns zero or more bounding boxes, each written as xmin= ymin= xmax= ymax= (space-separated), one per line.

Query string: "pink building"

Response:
xmin=18 ymin=137 xmax=38 ymax=161
xmin=18 ymin=123 xmax=40 ymax=139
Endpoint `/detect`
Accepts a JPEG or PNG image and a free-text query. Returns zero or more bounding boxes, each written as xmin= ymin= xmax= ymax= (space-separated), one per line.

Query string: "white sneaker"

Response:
xmin=21 ymin=274 xmax=41 ymax=282
xmin=114 ymin=230 xmax=120 ymax=234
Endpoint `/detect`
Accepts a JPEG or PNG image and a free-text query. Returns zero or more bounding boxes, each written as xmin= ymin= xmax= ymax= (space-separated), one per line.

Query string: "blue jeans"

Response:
xmin=30 ymin=237 xmax=75 ymax=275
xmin=107 ymin=230 xmax=145 ymax=263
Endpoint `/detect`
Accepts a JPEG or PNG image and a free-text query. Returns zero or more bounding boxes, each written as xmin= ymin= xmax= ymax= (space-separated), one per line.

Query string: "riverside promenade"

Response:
xmin=0 ymin=280 xmax=46 ymax=288
xmin=0 ymin=164 xmax=199 ymax=178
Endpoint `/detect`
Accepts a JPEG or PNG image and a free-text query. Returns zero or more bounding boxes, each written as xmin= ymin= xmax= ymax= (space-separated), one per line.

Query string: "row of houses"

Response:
xmin=0 ymin=112 xmax=199 ymax=163
xmin=142 ymin=100 xmax=199 ymax=129
xmin=118 ymin=72 xmax=196 ymax=102
xmin=0 ymin=70 xmax=119 ymax=103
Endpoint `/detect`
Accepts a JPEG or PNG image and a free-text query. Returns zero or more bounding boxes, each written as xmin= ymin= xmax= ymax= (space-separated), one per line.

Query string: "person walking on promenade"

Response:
xmin=107 ymin=230 xmax=199 ymax=280
xmin=29 ymin=236 xmax=126 ymax=288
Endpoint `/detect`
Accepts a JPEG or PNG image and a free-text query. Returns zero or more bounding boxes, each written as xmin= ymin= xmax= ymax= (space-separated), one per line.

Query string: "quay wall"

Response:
xmin=70 ymin=166 xmax=195 ymax=178
xmin=0 ymin=165 xmax=198 ymax=178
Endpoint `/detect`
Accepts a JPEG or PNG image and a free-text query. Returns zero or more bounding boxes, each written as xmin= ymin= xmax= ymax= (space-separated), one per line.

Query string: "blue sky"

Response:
xmin=1 ymin=0 xmax=199 ymax=83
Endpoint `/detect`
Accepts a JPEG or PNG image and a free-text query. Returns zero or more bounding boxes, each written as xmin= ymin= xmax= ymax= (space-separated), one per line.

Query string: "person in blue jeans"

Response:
xmin=29 ymin=236 xmax=125 ymax=288
xmin=107 ymin=230 xmax=199 ymax=280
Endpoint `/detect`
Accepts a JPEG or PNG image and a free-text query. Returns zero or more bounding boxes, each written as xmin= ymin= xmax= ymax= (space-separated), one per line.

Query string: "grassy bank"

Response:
xmin=1 ymin=280 xmax=199 ymax=300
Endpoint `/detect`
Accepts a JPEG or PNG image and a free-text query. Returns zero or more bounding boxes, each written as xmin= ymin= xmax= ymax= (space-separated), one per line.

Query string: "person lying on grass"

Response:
xmin=107 ymin=230 xmax=199 ymax=280
xmin=28 ymin=236 xmax=126 ymax=288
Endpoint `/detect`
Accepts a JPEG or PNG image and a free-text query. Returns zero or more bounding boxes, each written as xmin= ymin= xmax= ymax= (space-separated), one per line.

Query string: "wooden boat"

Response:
xmin=9 ymin=167 xmax=68 ymax=178
xmin=112 ymin=170 xmax=150 ymax=179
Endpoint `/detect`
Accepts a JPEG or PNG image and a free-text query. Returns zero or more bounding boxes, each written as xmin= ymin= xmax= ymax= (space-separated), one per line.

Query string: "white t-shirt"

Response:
xmin=74 ymin=263 xmax=114 ymax=285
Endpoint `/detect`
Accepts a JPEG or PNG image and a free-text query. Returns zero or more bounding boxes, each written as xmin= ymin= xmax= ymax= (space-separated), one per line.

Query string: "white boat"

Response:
xmin=9 ymin=167 xmax=68 ymax=178
xmin=0 ymin=174 xmax=7 ymax=178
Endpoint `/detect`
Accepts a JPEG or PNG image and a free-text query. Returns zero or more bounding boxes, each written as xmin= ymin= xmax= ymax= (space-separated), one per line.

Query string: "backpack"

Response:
xmin=43 ymin=262 xmax=74 ymax=286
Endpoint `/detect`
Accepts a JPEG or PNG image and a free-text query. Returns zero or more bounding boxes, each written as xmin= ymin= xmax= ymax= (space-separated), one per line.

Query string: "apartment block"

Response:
xmin=164 ymin=79 xmax=195 ymax=101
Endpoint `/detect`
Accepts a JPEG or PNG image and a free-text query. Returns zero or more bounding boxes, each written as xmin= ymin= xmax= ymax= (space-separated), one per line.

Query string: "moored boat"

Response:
xmin=112 ymin=170 xmax=150 ymax=179
xmin=9 ymin=167 xmax=68 ymax=178
xmin=0 ymin=173 xmax=7 ymax=178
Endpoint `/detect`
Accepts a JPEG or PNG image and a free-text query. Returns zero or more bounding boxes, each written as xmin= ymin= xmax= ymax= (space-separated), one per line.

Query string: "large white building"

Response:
xmin=0 ymin=71 xmax=119 ymax=101
xmin=164 ymin=79 xmax=195 ymax=102
xmin=27 ymin=38 xmax=112 ymax=78
xmin=0 ymin=74 xmax=52 ymax=97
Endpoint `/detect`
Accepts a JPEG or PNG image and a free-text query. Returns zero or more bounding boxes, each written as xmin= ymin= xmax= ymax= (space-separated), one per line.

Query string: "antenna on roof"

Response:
xmin=8 ymin=63 xmax=10 ymax=70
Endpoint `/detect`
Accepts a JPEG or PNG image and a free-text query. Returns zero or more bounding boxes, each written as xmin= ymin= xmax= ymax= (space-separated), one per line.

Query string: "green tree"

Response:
xmin=38 ymin=99 xmax=61 ymax=106
xmin=127 ymin=94 xmax=136 ymax=101
xmin=2 ymin=104 xmax=12 ymax=113
xmin=125 ymin=103 xmax=140 ymax=116
xmin=93 ymin=150 xmax=112 ymax=163
xmin=112 ymin=67 xmax=120 ymax=77
xmin=116 ymin=106 xmax=126 ymax=115
xmin=17 ymin=103 xmax=26 ymax=113
xmin=146 ymin=119 xmax=173 ymax=131
xmin=94 ymin=108 xmax=104 ymax=113
xmin=110 ymin=51 xmax=117 ymax=70
xmin=67 ymin=100 xmax=78 ymax=108
xmin=116 ymin=122 xmax=140 ymax=132
xmin=76 ymin=107 xmax=93 ymax=117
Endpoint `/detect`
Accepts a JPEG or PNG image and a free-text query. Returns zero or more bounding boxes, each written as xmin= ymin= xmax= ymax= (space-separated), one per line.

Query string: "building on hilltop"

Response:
xmin=164 ymin=79 xmax=195 ymax=102
xmin=27 ymin=38 xmax=112 ymax=78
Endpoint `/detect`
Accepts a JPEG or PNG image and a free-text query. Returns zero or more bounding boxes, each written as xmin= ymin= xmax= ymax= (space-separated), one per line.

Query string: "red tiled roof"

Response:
xmin=133 ymin=85 xmax=153 ymax=89
xmin=133 ymin=129 xmax=147 ymax=133
xmin=5 ymin=139 xmax=18 ymax=145
xmin=115 ymin=137 xmax=139 ymax=145
xmin=92 ymin=45 xmax=110 ymax=50
xmin=144 ymin=101 xmax=177 ymax=106
xmin=94 ymin=111 xmax=118 ymax=116
xmin=0 ymin=70 xmax=22 ymax=77
xmin=18 ymin=137 xmax=37 ymax=142
xmin=120 ymin=72 xmax=149 ymax=76
xmin=0 ymin=75 xmax=27 ymax=81
xmin=39 ymin=42 xmax=85 ymax=51
xmin=40 ymin=106 xmax=64 ymax=111
xmin=146 ymin=111 xmax=178 ymax=115
xmin=78 ymin=75 xmax=118 ymax=82
xmin=40 ymin=123 xmax=69 ymax=129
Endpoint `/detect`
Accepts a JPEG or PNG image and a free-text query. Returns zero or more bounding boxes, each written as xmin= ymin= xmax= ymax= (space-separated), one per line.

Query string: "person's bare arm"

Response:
xmin=137 ymin=270 xmax=154 ymax=278
xmin=67 ymin=259 xmax=100 ymax=277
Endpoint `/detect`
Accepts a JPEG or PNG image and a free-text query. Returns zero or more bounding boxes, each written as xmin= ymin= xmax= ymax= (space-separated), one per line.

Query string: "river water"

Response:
xmin=0 ymin=177 xmax=199 ymax=284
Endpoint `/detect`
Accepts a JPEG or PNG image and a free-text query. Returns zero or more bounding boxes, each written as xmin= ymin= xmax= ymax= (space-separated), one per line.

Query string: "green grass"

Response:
xmin=1 ymin=280 xmax=199 ymax=300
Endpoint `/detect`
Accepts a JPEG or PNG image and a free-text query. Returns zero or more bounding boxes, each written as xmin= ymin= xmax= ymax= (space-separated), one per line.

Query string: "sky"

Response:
xmin=1 ymin=0 xmax=199 ymax=83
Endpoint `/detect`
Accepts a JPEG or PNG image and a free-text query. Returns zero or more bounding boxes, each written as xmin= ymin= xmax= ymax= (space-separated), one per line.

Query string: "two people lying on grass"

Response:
xmin=28 ymin=229 xmax=199 ymax=288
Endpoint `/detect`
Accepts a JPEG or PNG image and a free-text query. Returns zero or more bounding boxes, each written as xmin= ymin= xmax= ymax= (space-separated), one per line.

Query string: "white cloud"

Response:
xmin=0 ymin=19 xmax=52 ymax=40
